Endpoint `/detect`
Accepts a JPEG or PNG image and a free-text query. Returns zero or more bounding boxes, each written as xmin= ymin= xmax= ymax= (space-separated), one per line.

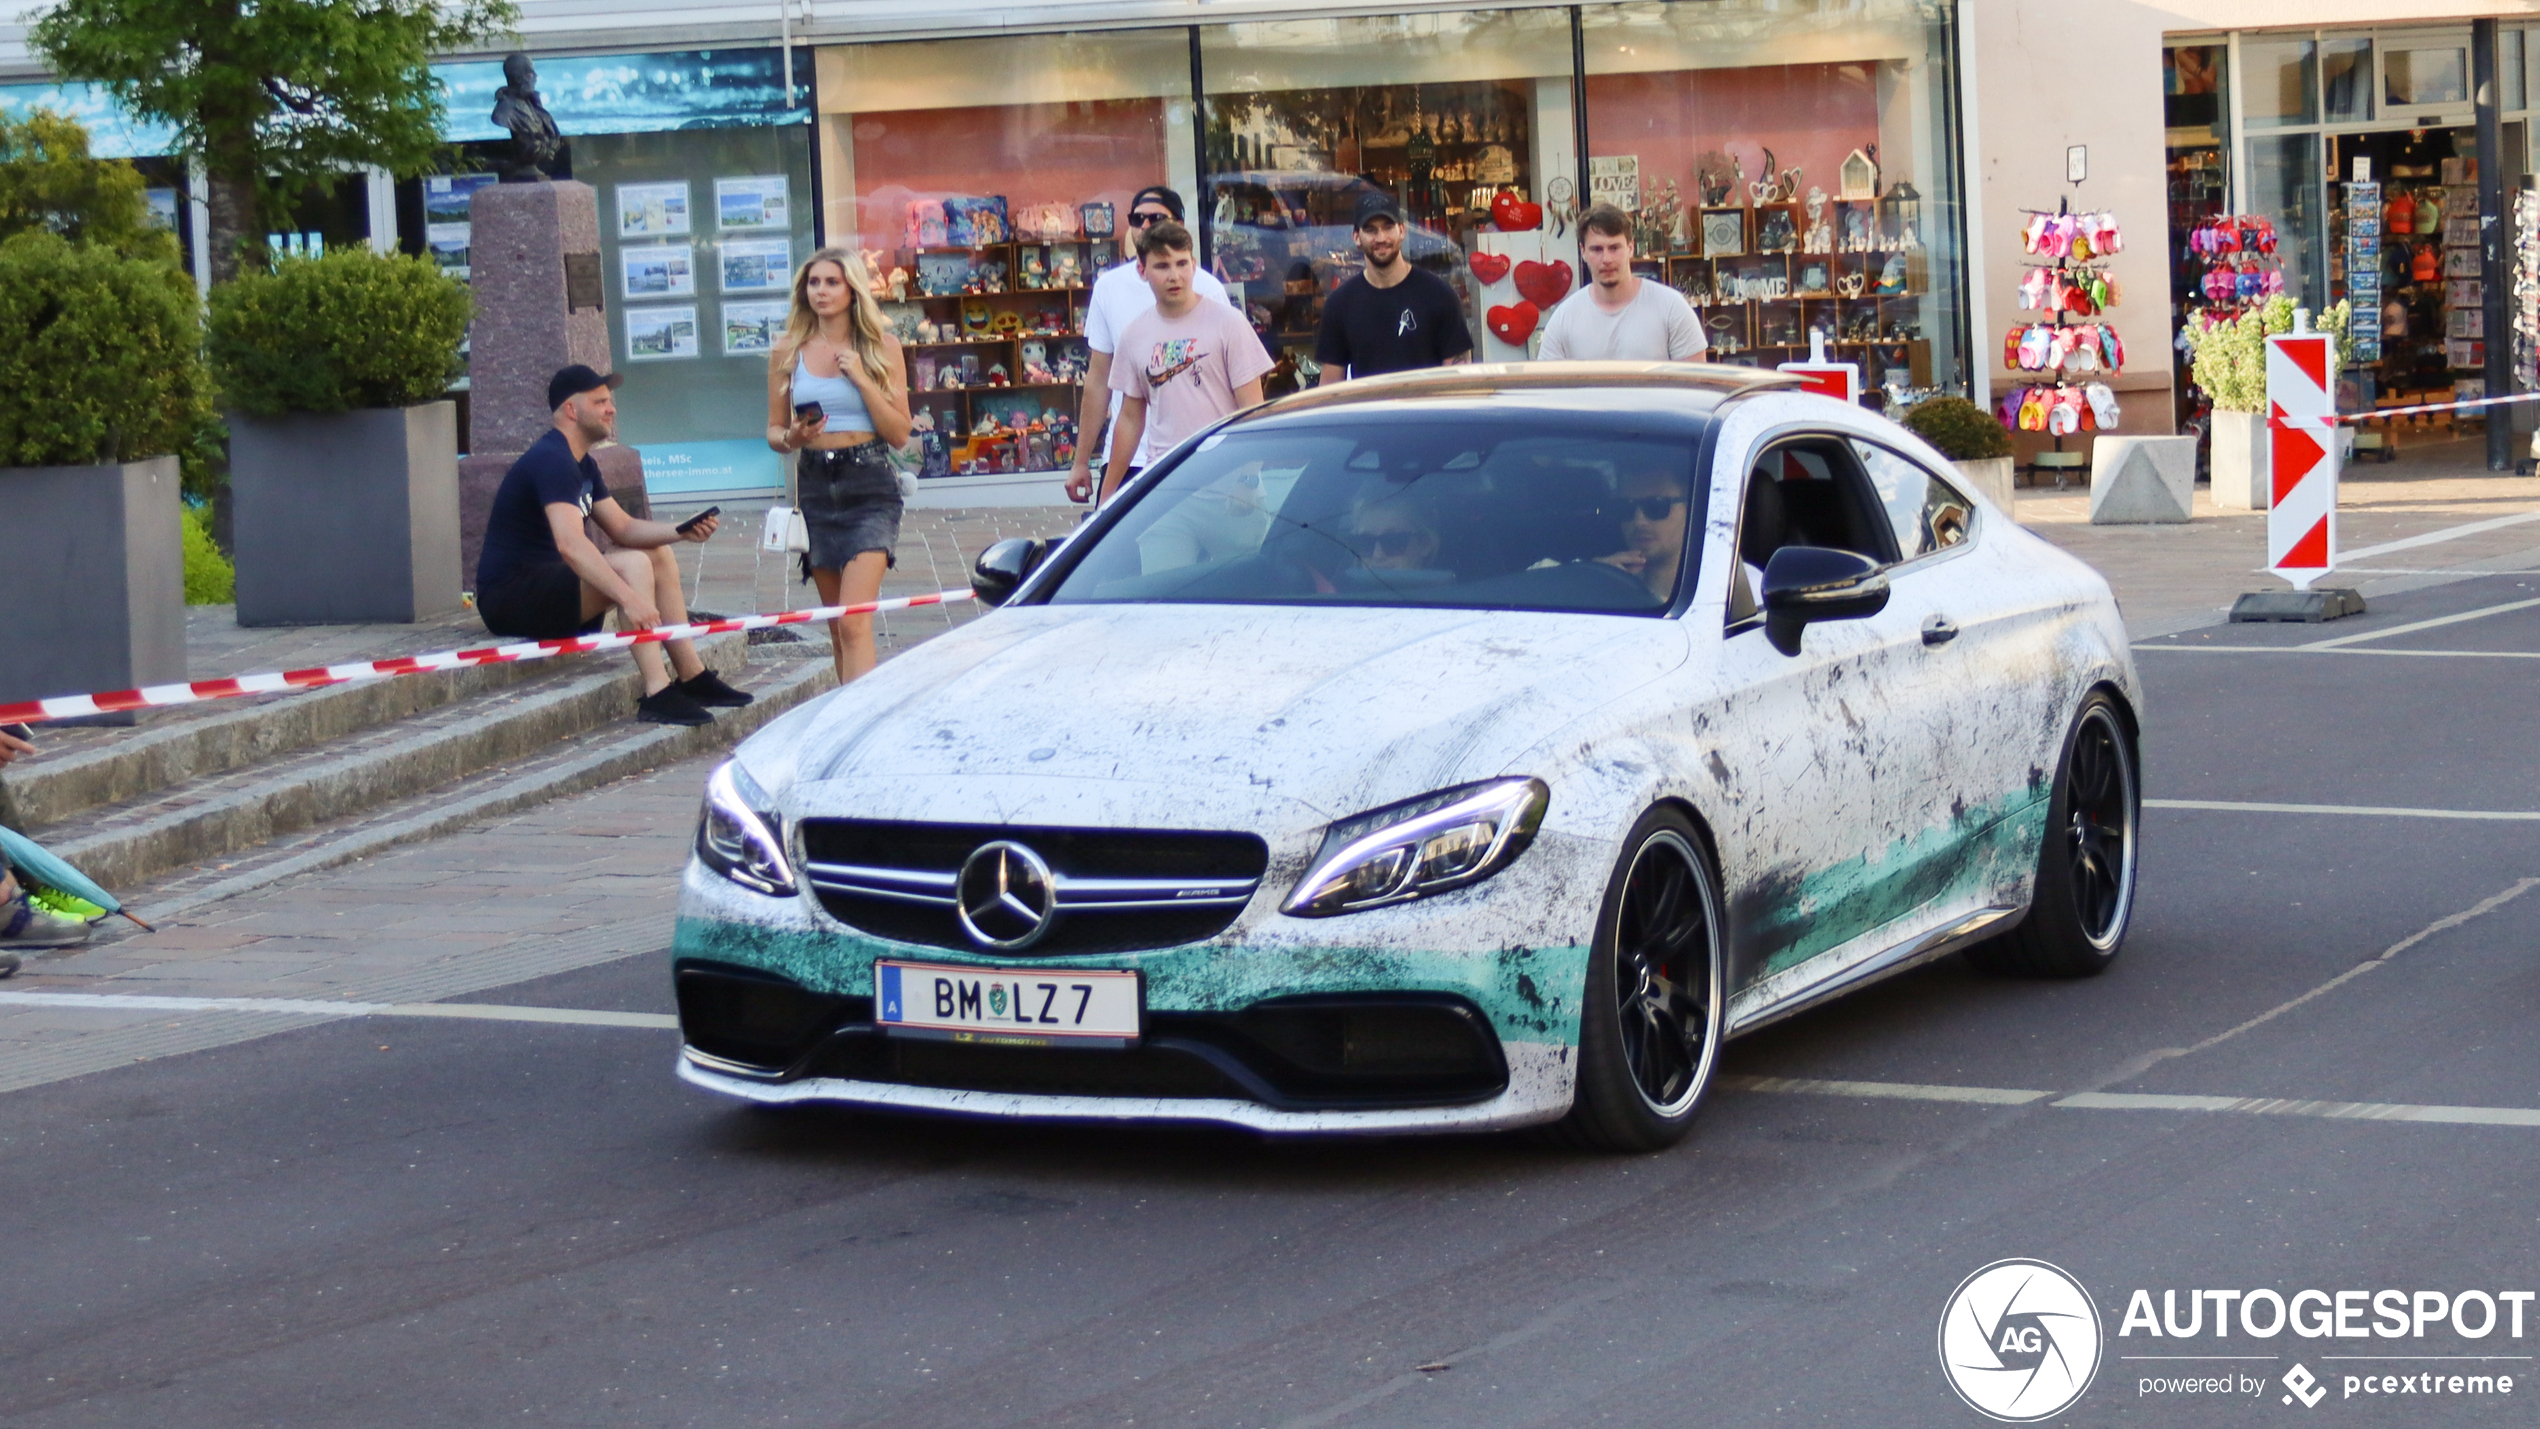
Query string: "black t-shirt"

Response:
xmin=478 ymin=428 xmax=609 ymax=590
xmin=1314 ymin=266 xmax=1474 ymax=378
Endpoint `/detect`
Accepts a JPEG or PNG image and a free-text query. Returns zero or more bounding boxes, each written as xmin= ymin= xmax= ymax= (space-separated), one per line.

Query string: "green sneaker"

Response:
xmin=26 ymin=885 xmax=107 ymax=923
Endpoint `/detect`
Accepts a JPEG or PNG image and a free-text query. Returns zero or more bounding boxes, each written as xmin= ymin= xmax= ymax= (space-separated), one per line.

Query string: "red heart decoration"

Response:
xmin=1499 ymin=200 xmax=1543 ymax=231
xmin=1485 ymin=301 xmax=1540 ymax=346
xmin=1488 ymin=190 xmax=1522 ymax=230
xmin=1513 ymin=260 xmax=1571 ymax=309
xmin=1467 ymin=251 xmax=1511 ymax=285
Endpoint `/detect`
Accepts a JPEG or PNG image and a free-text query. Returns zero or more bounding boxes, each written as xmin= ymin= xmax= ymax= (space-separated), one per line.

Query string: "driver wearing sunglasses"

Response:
xmin=1595 ymin=466 xmax=1697 ymax=602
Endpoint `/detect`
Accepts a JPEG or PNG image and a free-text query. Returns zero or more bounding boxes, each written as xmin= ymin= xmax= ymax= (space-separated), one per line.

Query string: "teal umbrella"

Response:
xmin=0 ymin=824 xmax=149 ymax=929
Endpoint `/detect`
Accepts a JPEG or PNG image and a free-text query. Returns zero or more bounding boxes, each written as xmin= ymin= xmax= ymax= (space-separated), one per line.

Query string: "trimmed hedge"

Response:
xmin=182 ymin=503 xmax=235 ymax=604
xmin=0 ymin=229 xmax=209 ymax=466
xmin=207 ymin=248 xmax=471 ymax=417
xmin=1901 ymin=395 xmax=2012 ymax=461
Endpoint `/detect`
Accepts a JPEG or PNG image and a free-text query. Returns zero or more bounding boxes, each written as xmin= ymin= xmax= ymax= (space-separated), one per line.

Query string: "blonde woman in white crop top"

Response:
xmin=767 ymin=247 xmax=912 ymax=684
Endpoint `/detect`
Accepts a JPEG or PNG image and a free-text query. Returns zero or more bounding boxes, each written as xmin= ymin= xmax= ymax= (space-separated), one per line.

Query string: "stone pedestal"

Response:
xmin=0 ymin=457 xmax=184 ymax=719
xmin=2209 ymin=411 xmax=2268 ymax=510
xmin=2089 ymin=435 xmax=2197 ymax=524
xmin=456 ymin=180 xmax=645 ymax=589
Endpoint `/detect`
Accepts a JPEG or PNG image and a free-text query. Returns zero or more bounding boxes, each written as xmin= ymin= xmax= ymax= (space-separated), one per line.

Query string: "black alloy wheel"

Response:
xmin=1562 ymin=809 xmax=1727 ymax=1152
xmin=1967 ymin=693 xmax=2140 ymax=978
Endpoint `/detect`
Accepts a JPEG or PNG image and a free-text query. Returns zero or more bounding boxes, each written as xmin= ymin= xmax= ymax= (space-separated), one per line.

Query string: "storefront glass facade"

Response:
xmin=810 ymin=0 xmax=1973 ymax=478
xmin=2194 ymin=25 xmax=2537 ymax=410
xmin=425 ymin=48 xmax=812 ymax=496
xmin=1580 ymin=0 xmax=1967 ymax=392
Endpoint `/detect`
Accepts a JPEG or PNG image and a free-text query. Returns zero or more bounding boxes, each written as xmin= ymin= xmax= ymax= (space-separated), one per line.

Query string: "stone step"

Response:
xmin=10 ymin=641 xmax=582 ymax=829
xmin=37 ymin=633 xmax=776 ymax=893
xmin=110 ymin=652 xmax=833 ymax=927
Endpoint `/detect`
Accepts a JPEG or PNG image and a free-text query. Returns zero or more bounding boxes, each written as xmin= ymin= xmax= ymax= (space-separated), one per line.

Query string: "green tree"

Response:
xmin=0 ymin=108 xmax=177 ymax=261
xmin=30 ymin=0 xmax=515 ymax=284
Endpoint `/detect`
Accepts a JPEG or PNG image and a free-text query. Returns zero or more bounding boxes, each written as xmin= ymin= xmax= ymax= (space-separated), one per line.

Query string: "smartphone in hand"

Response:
xmin=792 ymin=401 xmax=825 ymax=426
xmin=674 ymin=505 xmax=721 ymax=537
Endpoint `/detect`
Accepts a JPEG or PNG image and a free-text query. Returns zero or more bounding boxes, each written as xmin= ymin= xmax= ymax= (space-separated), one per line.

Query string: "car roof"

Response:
xmin=1247 ymin=361 xmax=1805 ymax=426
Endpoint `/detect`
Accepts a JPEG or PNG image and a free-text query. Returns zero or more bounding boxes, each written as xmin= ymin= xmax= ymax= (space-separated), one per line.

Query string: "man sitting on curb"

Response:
xmin=476 ymin=365 xmax=753 ymax=726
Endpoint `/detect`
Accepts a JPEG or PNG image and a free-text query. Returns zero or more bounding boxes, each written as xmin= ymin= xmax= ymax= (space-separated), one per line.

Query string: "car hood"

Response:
xmin=761 ymin=602 xmax=1686 ymax=825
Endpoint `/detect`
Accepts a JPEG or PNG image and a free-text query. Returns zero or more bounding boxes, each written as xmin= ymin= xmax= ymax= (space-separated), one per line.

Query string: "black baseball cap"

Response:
xmin=547 ymin=363 xmax=623 ymax=411
xmin=1353 ymin=191 xmax=1404 ymax=230
xmin=1129 ymin=185 xmax=1185 ymax=221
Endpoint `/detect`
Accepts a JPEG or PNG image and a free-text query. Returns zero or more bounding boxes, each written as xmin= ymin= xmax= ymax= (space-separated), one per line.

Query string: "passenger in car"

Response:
xmin=1595 ymin=464 xmax=1695 ymax=602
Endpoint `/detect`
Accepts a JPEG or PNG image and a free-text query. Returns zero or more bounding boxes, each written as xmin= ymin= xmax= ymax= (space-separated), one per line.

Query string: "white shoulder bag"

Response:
xmin=761 ymin=505 xmax=811 ymax=554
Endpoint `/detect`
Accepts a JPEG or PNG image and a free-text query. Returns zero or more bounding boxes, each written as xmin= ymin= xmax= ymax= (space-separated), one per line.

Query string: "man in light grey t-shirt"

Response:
xmin=1537 ymin=202 xmax=1708 ymax=362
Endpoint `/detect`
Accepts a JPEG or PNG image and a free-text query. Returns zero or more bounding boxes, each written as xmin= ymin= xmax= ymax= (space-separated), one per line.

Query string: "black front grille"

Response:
xmin=796 ymin=820 xmax=1271 ymax=955
xmin=680 ymin=963 xmax=1510 ymax=1109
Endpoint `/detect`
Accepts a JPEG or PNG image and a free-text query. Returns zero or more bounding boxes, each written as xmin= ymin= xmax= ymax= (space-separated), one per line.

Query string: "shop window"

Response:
xmin=2165 ymin=43 xmax=2229 ymax=432
xmin=1199 ymin=8 xmax=1578 ymax=383
xmin=424 ymin=49 xmax=814 ymax=496
xmin=1581 ymin=0 xmax=1968 ymax=395
xmin=2249 ymin=133 xmax=2327 ymax=311
xmin=2385 ymin=46 xmax=2468 ymax=109
xmin=2241 ymin=36 xmax=2319 ymax=129
xmin=816 ymin=31 xmax=1194 ymax=477
xmin=2506 ymin=30 xmax=2526 ymax=113
xmin=2322 ymin=37 xmax=2374 ymax=124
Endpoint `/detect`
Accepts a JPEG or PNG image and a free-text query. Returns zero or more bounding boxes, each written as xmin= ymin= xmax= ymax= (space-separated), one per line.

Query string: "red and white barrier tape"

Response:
xmin=0 ymin=588 xmax=977 ymax=724
xmin=2336 ymin=390 xmax=2540 ymax=424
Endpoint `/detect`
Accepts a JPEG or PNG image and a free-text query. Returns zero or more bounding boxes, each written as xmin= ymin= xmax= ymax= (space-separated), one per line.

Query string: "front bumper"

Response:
xmin=676 ymin=1041 xmax=1578 ymax=1135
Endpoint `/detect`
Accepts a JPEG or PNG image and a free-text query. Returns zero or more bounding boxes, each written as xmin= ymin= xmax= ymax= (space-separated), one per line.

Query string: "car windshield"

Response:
xmin=1045 ymin=416 xmax=1704 ymax=615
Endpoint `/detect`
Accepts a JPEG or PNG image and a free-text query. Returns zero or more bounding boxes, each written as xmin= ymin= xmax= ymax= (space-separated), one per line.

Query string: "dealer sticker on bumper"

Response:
xmin=875 ymin=960 xmax=1142 ymax=1048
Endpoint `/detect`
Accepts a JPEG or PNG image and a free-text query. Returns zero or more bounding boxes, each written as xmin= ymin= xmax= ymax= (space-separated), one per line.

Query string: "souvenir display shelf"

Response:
xmin=2331 ymin=167 xmax=2479 ymax=401
xmin=888 ymin=240 xmax=1100 ymax=476
xmin=1657 ymin=190 xmax=1931 ymax=385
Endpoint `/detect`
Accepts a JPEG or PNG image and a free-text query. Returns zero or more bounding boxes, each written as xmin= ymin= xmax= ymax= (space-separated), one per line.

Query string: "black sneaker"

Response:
xmin=636 ymin=685 xmax=716 ymax=727
xmin=677 ymin=669 xmax=756 ymax=708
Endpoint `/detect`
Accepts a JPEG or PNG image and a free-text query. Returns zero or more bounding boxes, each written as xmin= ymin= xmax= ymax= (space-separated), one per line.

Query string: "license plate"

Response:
xmin=874 ymin=960 xmax=1142 ymax=1048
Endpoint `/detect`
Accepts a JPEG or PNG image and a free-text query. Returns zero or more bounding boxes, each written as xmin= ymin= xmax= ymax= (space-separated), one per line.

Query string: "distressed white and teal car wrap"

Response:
xmin=672 ymin=364 xmax=2142 ymax=1148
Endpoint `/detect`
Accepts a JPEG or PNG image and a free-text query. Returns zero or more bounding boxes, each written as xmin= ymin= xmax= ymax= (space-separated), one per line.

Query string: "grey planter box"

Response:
xmin=1950 ymin=457 xmax=2017 ymax=511
xmin=231 ymin=402 xmax=463 ymax=626
xmin=0 ymin=456 xmax=184 ymax=716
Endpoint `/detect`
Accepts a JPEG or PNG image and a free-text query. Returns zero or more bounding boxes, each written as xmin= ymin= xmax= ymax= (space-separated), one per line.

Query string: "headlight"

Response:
xmin=1283 ymin=777 xmax=1548 ymax=917
xmin=695 ymin=760 xmax=796 ymax=897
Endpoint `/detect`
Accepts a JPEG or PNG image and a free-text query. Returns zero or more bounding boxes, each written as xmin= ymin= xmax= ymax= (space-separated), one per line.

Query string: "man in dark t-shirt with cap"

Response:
xmin=476 ymin=364 xmax=752 ymax=726
xmin=1313 ymin=191 xmax=1473 ymax=384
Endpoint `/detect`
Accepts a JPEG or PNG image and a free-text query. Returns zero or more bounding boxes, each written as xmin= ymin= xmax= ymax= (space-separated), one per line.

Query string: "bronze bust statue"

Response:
xmin=490 ymin=53 xmax=563 ymax=181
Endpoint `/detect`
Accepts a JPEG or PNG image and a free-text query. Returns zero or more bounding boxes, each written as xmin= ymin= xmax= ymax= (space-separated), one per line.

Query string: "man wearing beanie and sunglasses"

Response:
xmin=1066 ymin=184 xmax=1241 ymax=504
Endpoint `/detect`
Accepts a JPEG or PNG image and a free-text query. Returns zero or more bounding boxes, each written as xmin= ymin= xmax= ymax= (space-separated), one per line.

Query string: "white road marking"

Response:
xmin=2136 ymin=644 xmax=2540 ymax=659
xmin=1723 ymin=1075 xmax=2046 ymax=1105
xmin=2302 ymin=594 xmax=2540 ymax=649
xmin=0 ymin=991 xmax=676 ymax=1029
xmin=2336 ymin=509 xmax=2540 ymax=562
xmin=1733 ymin=1079 xmax=2540 ymax=1128
xmin=2147 ymin=798 xmax=2540 ymax=821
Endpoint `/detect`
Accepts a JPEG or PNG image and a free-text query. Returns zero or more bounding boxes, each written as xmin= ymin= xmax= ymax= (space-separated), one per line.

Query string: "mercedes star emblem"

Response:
xmin=955 ymin=840 xmax=1058 ymax=950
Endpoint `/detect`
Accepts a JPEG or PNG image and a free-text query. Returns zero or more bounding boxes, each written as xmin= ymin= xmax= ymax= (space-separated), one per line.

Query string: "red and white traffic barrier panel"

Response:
xmin=0 ymin=588 xmax=977 ymax=725
xmin=2265 ymin=325 xmax=2340 ymax=591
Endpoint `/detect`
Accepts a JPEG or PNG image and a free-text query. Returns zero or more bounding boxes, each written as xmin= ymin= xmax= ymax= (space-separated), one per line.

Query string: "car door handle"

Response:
xmin=1921 ymin=615 xmax=1959 ymax=646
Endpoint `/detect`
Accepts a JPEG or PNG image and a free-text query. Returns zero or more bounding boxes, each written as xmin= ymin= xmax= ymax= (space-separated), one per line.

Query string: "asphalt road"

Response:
xmin=7 ymin=575 xmax=2540 ymax=1427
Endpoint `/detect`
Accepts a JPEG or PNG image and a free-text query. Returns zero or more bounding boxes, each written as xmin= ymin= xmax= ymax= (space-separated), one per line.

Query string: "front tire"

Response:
xmin=1561 ymin=809 xmax=1727 ymax=1153
xmin=1967 ymin=692 xmax=2139 ymax=978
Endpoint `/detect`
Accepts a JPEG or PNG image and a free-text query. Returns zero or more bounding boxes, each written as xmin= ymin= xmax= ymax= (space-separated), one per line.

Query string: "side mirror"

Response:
xmin=1760 ymin=545 xmax=1889 ymax=655
xmin=971 ymin=538 xmax=1048 ymax=608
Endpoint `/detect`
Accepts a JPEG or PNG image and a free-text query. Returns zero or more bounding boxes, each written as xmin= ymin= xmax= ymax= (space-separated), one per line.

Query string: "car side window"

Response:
xmin=1728 ymin=435 xmax=1899 ymax=621
xmin=1850 ymin=439 xmax=1974 ymax=562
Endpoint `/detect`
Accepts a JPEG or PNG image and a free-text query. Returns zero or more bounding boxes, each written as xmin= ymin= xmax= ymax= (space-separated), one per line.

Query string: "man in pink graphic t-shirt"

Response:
xmin=1103 ymin=219 xmax=1272 ymax=502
